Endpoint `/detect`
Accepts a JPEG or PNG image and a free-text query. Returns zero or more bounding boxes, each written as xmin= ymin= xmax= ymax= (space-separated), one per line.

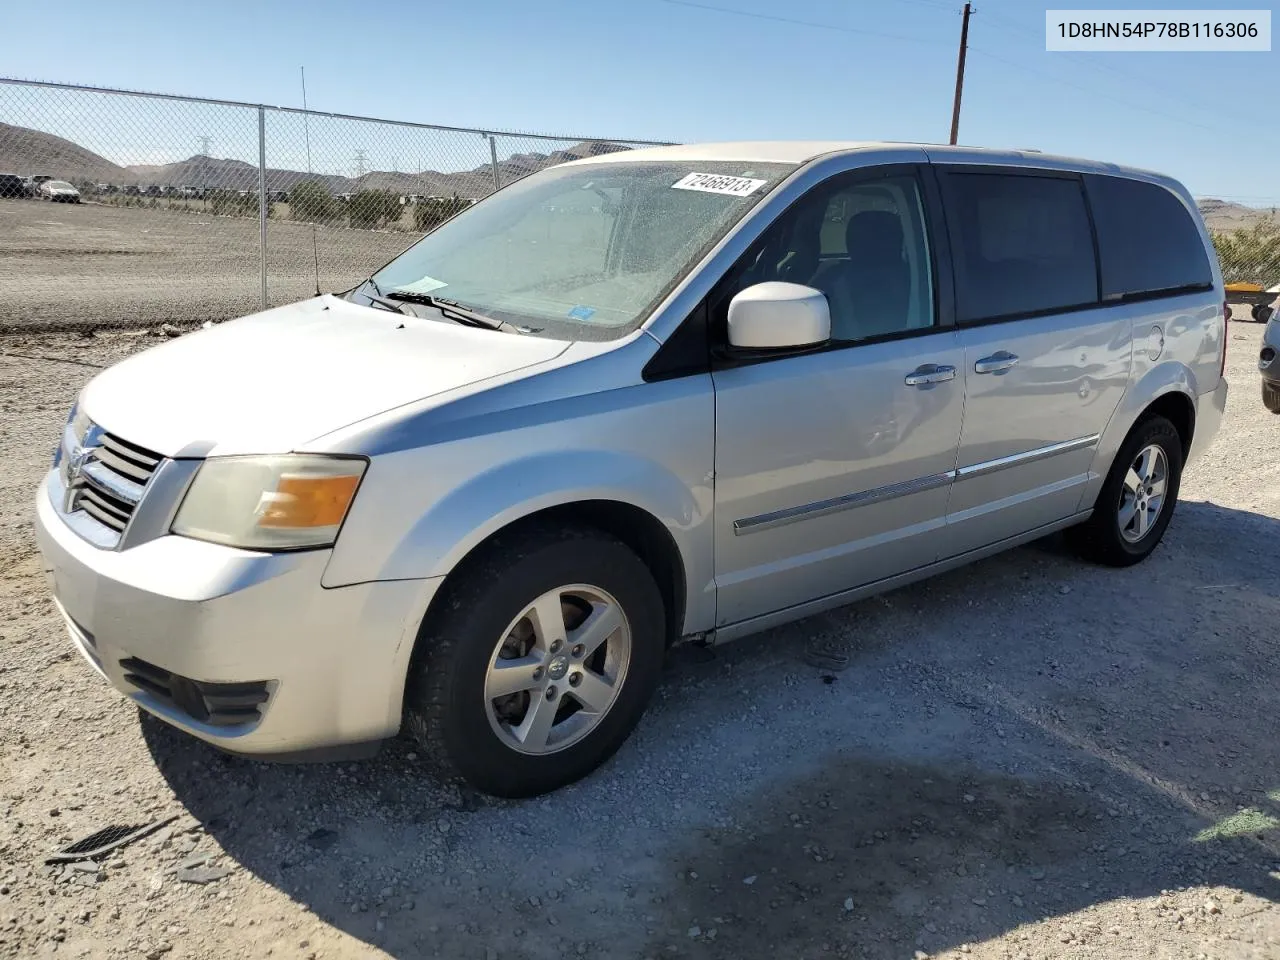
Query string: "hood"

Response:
xmin=82 ymin=295 xmax=571 ymax=457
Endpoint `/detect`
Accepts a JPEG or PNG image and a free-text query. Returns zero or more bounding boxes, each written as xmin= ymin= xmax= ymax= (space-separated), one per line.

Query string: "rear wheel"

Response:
xmin=403 ymin=525 xmax=666 ymax=798
xmin=1068 ymin=416 xmax=1183 ymax=567
xmin=1254 ymin=304 xmax=1275 ymax=324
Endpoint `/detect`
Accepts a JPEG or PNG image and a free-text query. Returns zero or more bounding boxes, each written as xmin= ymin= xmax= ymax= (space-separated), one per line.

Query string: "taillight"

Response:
xmin=1221 ymin=299 xmax=1229 ymax=377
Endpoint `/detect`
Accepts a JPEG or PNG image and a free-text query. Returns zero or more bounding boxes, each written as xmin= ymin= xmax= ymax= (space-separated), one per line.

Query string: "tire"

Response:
xmin=1255 ymin=305 xmax=1275 ymax=324
xmin=1067 ymin=415 xmax=1183 ymax=567
xmin=403 ymin=524 xmax=666 ymax=798
xmin=1263 ymin=379 xmax=1280 ymax=415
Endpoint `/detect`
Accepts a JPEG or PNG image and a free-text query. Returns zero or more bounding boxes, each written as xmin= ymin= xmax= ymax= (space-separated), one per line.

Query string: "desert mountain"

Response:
xmin=10 ymin=121 xmax=1270 ymax=225
xmin=0 ymin=122 xmax=137 ymax=184
xmin=1198 ymin=198 xmax=1279 ymax=233
xmin=124 ymin=140 xmax=634 ymax=197
xmin=0 ymin=121 xmax=636 ymax=196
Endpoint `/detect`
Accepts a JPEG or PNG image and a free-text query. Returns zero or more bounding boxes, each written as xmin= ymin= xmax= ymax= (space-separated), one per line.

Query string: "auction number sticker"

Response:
xmin=1047 ymin=9 xmax=1271 ymax=50
xmin=672 ymin=172 xmax=767 ymax=197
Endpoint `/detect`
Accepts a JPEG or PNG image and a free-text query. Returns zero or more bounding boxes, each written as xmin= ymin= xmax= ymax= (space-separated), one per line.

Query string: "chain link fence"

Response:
xmin=1210 ymin=213 xmax=1280 ymax=324
xmin=0 ymin=78 xmax=670 ymax=331
xmin=3 ymin=78 xmax=1276 ymax=332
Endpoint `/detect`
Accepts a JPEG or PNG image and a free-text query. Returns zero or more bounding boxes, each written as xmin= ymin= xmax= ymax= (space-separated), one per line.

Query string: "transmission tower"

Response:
xmin=196 ymin=136 xmax=212 ymax=157
xmin=353 ymin=149 xmax=367 ymax=179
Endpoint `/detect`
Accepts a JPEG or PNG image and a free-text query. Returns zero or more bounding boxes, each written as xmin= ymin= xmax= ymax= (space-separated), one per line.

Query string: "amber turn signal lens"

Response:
xmin=257 ymin=474 xmax=361 ymax=529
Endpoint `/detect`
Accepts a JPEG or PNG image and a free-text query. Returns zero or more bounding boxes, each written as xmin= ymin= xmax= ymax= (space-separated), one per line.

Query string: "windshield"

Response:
xmin=369 ymin=160 xmax=795 ymax=340
xmin=47 ymin=181 xmax=73 ymax=190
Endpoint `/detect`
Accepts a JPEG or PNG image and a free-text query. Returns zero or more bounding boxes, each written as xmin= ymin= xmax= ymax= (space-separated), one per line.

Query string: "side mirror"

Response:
xmin=727 ymin=282 xmax=831 ymax=350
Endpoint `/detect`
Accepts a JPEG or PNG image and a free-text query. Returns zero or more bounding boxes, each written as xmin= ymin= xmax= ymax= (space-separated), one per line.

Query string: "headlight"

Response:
xmin=171 ymin=455 xmax=367 ymax=550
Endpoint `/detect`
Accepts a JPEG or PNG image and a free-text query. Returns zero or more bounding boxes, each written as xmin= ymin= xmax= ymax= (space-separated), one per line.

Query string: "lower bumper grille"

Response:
xmin=119 ymin=657 xmax=270 ymax=727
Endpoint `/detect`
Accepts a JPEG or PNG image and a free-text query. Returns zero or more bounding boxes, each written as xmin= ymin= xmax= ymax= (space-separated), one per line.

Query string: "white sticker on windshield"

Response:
xmin=671 ymin=172 xmax=767 ymax=197
xmin=394 ymin=275 xmax=448 ymax=295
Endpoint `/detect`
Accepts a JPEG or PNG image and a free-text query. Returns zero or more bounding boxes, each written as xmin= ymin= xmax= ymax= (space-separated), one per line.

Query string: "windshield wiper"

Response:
xmin=365 ymin=294 xmax=413 ymax=315
xmin=385 ymin=291 xmax=521 ymax=333
xmin=353 ymin=278 xmax=412 ymax=316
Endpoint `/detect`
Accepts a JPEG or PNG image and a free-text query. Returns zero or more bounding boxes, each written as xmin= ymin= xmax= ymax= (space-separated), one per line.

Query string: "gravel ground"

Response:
xmin=1 ymin=320 xmax=1279 ymax=960
xmin=0 ymin=198 xmax=415 ymax=332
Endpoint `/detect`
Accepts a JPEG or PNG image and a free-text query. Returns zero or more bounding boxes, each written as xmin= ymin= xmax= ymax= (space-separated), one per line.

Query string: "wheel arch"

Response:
xmin=418 ymin=499 xmax=689 ymax=652
xmin=1079 ymin=361 xmax=1199 ymax=512
xmin=398 ymin=498 xmax=690 ymax=733
xmin=1140 ymin=390 xmax=1195 ymax=460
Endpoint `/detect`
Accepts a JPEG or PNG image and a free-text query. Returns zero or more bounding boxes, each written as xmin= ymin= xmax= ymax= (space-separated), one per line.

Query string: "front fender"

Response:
xmin=324 ymin=448 xmax=716 ymax=632
xmin=398 ymin=449 xmax=703 ymax=578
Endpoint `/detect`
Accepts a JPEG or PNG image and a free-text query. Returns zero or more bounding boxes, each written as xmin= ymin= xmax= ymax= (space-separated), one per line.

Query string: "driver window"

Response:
xmin=730 ymin=174 xmax=935 ymax=343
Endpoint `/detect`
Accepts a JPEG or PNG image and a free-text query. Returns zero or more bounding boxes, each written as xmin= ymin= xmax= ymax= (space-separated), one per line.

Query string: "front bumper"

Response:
xmin=34 ymin=473 xmax=439 ymax=756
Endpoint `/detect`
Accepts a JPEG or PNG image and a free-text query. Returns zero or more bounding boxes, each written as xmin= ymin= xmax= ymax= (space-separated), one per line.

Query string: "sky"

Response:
xmin=0 ymin=0 xmax=1275 ymax=201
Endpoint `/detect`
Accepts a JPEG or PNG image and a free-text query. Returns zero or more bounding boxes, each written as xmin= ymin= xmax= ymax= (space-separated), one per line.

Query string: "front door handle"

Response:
xmin=904 ymin=363 xmax=957 ymax=387
xmin=974 ymin=351 xmax=1019 ymax=374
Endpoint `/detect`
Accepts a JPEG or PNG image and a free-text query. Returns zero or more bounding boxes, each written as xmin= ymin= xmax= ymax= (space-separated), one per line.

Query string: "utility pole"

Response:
xmin=949 ymin=2 xmax=973 ymax=146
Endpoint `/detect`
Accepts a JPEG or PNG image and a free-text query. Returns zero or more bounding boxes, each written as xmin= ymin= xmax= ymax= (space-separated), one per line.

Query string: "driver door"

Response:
xmin=711 ymin=165 xmax=966 ymax=628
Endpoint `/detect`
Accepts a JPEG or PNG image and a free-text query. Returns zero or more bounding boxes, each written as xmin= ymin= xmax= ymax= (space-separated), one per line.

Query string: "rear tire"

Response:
xmin=403 ymin=524 xmax=666 ymax=798
xmin=1068 ymin=416 xmax=1183 ymax=567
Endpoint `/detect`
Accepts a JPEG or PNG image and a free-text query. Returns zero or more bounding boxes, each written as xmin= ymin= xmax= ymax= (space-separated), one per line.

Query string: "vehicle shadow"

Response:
xmin=143 ymin=498 xmax=1280 ymax=959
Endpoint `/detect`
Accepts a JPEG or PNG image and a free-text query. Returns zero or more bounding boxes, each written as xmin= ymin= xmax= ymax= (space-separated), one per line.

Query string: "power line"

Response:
xmin=975 ymin=7 xmax=1273 ymax=133
xmin=968 ymin=45 xmax=1228 ymax=135
xmin=655 ymin=0 xmax=951 ymax=47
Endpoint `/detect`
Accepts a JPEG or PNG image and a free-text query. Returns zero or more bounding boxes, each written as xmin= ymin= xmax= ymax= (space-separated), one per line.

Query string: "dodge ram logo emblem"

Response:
xmin=62 ymin=423 xmax=105 ymax=513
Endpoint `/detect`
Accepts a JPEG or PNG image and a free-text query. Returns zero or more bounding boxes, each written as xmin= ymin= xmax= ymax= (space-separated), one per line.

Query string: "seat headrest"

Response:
xmin=845 ymin=211 xmax=904 ymax=266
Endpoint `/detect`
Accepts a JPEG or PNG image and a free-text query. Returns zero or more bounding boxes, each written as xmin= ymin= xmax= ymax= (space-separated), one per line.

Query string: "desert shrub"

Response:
xmin=207 ymin=189 xmax=264 ymax=218
xmin=290 ymin=180 xmax=339 ymax=223
xmin=413 ymin=194 xmax=469 ymax=232
xmin=348 ymin=189 xmax=401 ymax=229
xmin=1211 ymin=219 xmax=1280 ymax=284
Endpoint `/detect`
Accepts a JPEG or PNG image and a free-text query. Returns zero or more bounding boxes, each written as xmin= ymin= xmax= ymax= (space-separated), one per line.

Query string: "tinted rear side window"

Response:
xmin=942 ymin=172 xmax=1099 ymax=323
xmin=1084 ymin=174 xmax=1213 ymax=300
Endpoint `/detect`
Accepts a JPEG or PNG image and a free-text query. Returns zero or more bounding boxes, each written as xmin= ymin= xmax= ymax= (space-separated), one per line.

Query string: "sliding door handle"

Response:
xmin=974 ymin=351 xmax=1019 ymax=374
xmin=904 ymin=363 xmax=957 ymax=387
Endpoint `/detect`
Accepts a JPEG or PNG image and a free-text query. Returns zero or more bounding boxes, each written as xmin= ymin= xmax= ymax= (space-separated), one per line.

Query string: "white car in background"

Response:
xmin=1260 ymin=287 xmax=1280 ymax=412
xmin=38 ymin=180 xmax=81 ymax=203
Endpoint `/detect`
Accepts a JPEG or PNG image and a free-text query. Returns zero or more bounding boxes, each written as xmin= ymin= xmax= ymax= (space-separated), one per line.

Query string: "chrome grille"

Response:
xmin=69 ymin=433 xmax=162 ymax=534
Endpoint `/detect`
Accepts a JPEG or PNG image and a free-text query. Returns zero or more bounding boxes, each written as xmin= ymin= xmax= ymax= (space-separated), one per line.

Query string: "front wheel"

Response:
xmin=1067 ymin=416 xmax=1184 ymax=567
xmin=403 ymin=525 xmax=666 ymax=798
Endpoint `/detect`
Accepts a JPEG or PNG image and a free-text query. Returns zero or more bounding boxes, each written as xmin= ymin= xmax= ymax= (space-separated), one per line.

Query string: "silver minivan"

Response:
xmin=35 ymin=142 xmax=1229 ymax=797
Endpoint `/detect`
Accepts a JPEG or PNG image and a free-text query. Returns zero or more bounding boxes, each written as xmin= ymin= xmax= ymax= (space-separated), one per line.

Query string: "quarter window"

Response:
xmin=1085 ymin=174 xmax=1213 ymax=300
xmin=944 ymin=172 xmax=1099 ymax=323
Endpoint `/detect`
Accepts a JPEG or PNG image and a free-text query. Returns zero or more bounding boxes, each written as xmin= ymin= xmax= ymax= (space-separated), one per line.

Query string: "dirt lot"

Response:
xmin=1 ymin=318 xmax=1279 ymax=960
xmin=0 ymin=198 xmax=414 ymax=331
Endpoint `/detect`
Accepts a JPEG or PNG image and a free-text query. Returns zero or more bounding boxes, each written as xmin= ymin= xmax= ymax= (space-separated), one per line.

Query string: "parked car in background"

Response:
xmin=0 ymin=173 xmax=26 ymax=198
xmin=35 ymin=141 xmax=1228 ymax=798
xmin=1260 ymin=301 xmax=1280 ymax=412
xmin=38 ymin=180 xmax=81 ymax=203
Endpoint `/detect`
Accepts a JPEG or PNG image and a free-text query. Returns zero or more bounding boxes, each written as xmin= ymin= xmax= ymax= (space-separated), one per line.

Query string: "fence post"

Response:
xmin=257 ymin=105 xmax=268 ymax=311
xmin=488 ymin=135 xmax=501 ymax=192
